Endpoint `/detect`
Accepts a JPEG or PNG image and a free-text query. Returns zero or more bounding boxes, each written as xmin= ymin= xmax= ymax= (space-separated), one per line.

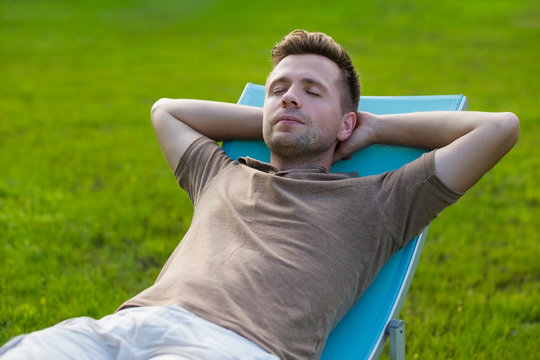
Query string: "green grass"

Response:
xmin=1 ymin=0 xmax=538 ymax=358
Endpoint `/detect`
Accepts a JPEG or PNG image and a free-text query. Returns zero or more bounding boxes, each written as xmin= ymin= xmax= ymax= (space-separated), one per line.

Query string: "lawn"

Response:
xmin=1 ymin=0 xmax=538 ymax=358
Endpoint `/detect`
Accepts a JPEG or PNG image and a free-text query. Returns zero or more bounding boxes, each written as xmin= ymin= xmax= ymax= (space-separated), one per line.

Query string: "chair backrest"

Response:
xmin=222 ymin=83 xmax=468 ymax=360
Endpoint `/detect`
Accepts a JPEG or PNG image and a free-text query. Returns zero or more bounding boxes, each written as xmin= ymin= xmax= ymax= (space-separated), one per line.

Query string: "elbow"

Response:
xmin=150 ymin=98 xmax=175 ymax=128
xmin=500 ymin=112 xmax=520 ymax=147
xmin=150 ymin=98 xmax=170 ymax=120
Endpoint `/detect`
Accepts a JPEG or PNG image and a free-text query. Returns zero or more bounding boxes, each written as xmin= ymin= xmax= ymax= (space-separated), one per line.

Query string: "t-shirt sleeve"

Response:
xmin=377 ymin=150 xmax=463 ymax=249
xmin=174 ymin=137 xmax=235 ymax=205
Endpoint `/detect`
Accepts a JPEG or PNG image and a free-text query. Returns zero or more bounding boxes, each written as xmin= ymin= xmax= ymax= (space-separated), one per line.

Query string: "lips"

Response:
xmin=276 ymin=114 xmax=304 ymax=125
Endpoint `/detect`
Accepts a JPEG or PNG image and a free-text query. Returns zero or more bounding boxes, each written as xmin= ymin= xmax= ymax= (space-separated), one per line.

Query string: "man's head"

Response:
xmin=262 ymin=30 xmax=360 ymax=170
xmin=271 ymin=29 xmax=360 ymax=113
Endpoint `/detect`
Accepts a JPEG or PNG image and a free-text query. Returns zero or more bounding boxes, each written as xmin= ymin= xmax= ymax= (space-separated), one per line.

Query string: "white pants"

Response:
xmin=0 ymin=305 xmax=278 ymax=360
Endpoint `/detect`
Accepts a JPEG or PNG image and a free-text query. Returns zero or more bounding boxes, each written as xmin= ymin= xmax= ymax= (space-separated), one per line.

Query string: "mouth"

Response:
xmin=276 ymin=114 xmax=304 ymax=125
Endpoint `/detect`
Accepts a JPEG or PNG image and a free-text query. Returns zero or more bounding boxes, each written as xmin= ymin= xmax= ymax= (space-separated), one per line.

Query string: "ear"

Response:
xmin=337 ymin=112 xmax=357 ymax=141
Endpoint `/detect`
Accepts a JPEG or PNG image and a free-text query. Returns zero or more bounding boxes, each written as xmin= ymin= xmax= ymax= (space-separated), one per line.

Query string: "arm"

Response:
xmin=334 ymin=111 xmax=520 ymax=193
xmin=151 ymin=99 xmax=263 ymax=170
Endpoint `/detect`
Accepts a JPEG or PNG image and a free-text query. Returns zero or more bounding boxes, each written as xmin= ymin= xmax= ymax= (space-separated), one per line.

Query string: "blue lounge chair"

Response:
xmin=223 ymin=83 xmax=468 ymax=360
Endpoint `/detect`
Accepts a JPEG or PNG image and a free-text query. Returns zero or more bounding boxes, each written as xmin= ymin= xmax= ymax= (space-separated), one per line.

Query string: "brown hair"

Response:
xmin=271 ymin=29 xmax=360 ymax=113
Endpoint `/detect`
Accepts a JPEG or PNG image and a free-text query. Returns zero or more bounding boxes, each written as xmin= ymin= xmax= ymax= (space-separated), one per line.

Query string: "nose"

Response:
xmin=281 ymin=88 xmax=301 ymax=108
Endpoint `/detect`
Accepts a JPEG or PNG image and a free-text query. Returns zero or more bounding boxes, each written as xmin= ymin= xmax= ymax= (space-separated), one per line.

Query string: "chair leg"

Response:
xmin=387 ymin=319 xmax=405 ymax=360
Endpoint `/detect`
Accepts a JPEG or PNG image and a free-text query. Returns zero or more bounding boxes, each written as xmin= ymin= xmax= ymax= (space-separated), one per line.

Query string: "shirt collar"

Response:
xmin=238 ymin=157 xmax=358 ymax=178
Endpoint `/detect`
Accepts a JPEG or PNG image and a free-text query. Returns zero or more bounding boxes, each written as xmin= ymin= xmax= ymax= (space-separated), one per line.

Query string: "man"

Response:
xmin=1 ymin=30 xmax=519 ymax=359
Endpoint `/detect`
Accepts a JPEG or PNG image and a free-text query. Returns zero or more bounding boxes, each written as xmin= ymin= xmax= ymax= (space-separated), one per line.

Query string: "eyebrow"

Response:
xmin=267 ymin=76 xmax=326 ymax=91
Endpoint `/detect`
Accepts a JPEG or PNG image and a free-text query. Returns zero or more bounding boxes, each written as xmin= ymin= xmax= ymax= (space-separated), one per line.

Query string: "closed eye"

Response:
xmin=271 ymin=88 xmax=287 ymax=95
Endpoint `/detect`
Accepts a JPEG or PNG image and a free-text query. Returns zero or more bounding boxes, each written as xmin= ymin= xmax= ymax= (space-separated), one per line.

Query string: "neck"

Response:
xmin=269 ymin=152 xmax=333 ymax=172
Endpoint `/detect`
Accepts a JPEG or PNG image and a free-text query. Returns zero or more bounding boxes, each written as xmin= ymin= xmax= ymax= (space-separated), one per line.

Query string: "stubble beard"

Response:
xmin=264 ymin=123 xmax=335 ymax=162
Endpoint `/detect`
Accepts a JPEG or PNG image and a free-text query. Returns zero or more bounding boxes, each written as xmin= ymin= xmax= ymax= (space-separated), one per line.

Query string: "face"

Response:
xmin=263 ymin=54 xmax=354 ymax=162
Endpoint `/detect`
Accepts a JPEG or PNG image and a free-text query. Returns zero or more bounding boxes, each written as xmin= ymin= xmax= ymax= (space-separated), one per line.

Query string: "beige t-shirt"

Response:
xmin=120 ymin=137 xmax=461 ymax=359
